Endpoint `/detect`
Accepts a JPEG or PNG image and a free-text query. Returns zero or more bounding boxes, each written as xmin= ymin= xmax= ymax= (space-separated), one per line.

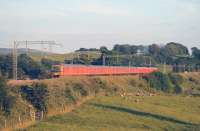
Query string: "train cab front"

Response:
xmin=51 ymin=65 xmax=62 ymax=78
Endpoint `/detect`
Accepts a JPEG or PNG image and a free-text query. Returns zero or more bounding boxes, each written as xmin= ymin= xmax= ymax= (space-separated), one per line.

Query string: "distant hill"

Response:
xmin=0 ymin=48 xmax=49 ymax=55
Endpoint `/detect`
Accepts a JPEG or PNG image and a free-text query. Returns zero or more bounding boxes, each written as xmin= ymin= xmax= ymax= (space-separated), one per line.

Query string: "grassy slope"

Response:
xmin=30 ymin=51 xmax=101 ymax=62
xmin=26 ymin=95 xmax=200 ymax=131
xmin=179 ymin=72 xmax=200 ymax=95
xmin=30 ymin=53 xmax=66 ymax=62
xmin=4 ymin=73 xmax=200 ymax=130
xmin=3 ymin=75 xmax=147 ymax=130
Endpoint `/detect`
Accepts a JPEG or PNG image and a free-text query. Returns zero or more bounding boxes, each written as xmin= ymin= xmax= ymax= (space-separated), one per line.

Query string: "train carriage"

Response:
xmin=51 ymin=64 xmax=158 ymax=77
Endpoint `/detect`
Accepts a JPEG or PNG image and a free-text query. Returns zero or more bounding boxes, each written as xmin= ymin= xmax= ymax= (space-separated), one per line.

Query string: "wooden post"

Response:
xmin=19 ymin=115 xmax=22 ymax=125
xmin=41 ymin=111 xmax=44 ymax=120
xmin=4 ymin=119 xmax=6 ymax=128
xmin=33 ymin=111 xmax=35 ymax=121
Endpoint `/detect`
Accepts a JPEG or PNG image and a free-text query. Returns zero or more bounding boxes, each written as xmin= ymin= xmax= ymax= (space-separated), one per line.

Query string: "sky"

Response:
xmin=0 ymin=0 xmax=200 ymax=53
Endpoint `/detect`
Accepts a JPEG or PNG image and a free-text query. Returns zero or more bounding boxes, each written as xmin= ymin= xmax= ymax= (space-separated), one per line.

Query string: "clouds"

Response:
xmin=0 ymin=0 xmax=200 ymax=52
xmin=77 ymin=4 xmax=131 ymax=16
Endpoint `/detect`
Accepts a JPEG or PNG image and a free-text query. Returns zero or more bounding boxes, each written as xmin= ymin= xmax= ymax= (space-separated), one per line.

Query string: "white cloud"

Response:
xmin=78 ymin=4 xmax=131 ymax=16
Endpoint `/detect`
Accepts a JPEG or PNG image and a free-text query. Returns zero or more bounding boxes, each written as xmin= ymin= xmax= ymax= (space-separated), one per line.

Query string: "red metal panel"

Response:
xmin=59 ymin=65 xmax=158 ymax=76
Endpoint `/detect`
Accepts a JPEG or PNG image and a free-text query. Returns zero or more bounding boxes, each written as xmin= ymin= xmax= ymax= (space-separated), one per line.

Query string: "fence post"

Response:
xmin=19 ymin=115 xmax=22 ymax=125
xmin=41 ymin=111 xmax=44 ymax=120
xmin=33 ymin=111 xmax=35 ymax=121
xmin=4 ymin=119 xmax=6 ymax=128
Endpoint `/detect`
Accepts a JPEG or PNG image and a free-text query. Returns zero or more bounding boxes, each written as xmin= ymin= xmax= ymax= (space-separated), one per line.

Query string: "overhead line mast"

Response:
xmin=12 ymin=40 xmax=62 ymax=80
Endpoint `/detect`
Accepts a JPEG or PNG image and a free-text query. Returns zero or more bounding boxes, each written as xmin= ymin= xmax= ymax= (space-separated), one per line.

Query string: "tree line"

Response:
xmin=75 ymin=42 xmax=200 ymax=68
xmin=0 ymin=54 xmax=60 ymax=79
xmin=1 ymin=42 xmax=200 ymax=79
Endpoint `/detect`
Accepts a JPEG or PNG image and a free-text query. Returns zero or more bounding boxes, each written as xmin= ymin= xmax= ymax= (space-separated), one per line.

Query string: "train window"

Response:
xmin=52 ymin=66 xmax=61 ymax=72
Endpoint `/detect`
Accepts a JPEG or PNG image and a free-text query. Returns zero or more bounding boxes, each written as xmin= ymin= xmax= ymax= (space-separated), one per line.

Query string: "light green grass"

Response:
xmin=30 ymin=51 xmax=101 ymax=62
xmin=25 ymin=95 xmax=200 ymax=131
xmin=30 ymin=53 xmax=67 ymax=62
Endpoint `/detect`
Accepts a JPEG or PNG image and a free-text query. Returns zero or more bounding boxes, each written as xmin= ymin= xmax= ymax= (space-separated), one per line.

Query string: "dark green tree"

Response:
xmin=18 ymin=54 xmax=43 ymax=79
xmin=20 ymin=83 xmax=48 ymax=111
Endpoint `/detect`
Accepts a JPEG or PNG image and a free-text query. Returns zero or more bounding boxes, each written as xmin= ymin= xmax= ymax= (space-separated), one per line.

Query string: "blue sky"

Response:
xmin=0 ymin=0 xmax=200 ymax=52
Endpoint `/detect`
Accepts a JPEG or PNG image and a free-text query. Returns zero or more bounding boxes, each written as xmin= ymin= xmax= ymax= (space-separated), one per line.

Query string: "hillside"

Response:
xmin=30 ymin=51 xmax=101 ymax=62
xmin=23 ymin=73 xmax=200 ymax=131
xmin=3 ymin=75 xmax=149 ymax=130
xmin=0 ymin=73 xmax=199 ymax=130
xmin=25 ymin=95 xmax=200 ymax=131
xmin=0 ymin=48 xmax=49 ymax=55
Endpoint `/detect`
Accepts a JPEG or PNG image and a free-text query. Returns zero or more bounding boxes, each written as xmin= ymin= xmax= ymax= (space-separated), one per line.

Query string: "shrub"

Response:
xmin=64 ymin=86 xmax=77 ymax=104
xmin=174 ymin=84 xmax=182 ymax=94
xmin=20 ymin=83 xmax=48 ymax=111
xmin=92 ymin=78 xmax=107 ymax=93
xmin=144 ymin=72 xmax=174 ymax=93
xmin=168 ymin=73 xmax=183 ymax=94
xmin=72 ymin=83 xmax=88 ymax=97
xmin=0 ymin=76 xmax=15 ymax=114
xmin=168 ymin=73 xmax=183 ymax=85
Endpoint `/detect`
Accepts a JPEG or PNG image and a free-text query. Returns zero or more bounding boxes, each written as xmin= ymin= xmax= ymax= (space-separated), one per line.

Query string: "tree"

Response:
xmin=100 ymin=46 xmax=110 ymax=54
xmin=41 ymin=58 xmax=60 ymax=70
xmin=0 ymin=55 xmax=12 ymax=78
xmin=164 ymin=42 xmax=189 ymax=57
xmin=192 ymin=47 xmax=200 ymax=59
xmin=18 ymin=54 xmax=43 ymax=79
xmin=113 ymin=44 xmax=131 ymax=54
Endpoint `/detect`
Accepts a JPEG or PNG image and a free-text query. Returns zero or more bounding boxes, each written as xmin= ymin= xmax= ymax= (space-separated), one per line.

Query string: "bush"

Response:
xmin=20 ymin=83 xmax=48 ymax=111
xmin=92 ymin=78 xmax=107 ymax=93
xmin=168 ymin=73 xmax=183 ymax=85
xmin=72 ymin=83 xmax=88 ymax=97
xmin=64 ymin=86 xmax=77 ymax=104
xmin=174 ymin=84 xmax=182 ymax=94
xmin=144 ymin=72 xmax=174 ymax=93
xmin=0 ymin=76 xmax=15 ymax=114
xmin=168 ymin=73 xmax=183 ymax=94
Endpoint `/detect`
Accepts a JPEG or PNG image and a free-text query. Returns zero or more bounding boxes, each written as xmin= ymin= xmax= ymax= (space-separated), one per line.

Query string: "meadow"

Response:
xmin=25 ymin=95 xmax=200 ymax=131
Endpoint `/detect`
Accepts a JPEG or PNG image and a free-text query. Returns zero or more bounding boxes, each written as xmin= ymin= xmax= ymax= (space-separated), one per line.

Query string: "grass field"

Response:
xmin=25 ymin=95 xmax=200 ymax=131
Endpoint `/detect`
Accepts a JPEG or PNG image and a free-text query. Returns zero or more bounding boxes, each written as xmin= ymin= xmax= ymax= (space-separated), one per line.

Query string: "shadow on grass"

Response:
xmin=91 ymin=103 xmax=199 ymax=126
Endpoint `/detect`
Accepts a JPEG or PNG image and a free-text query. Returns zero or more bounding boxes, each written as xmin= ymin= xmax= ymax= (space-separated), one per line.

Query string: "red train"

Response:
xmin=51 ymin=64 xmax=158 ymax=77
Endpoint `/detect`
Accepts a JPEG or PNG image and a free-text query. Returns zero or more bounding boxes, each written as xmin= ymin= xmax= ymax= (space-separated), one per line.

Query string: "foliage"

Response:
xmin=192 ymin=47 xmax=200 ymax=60
xmin=100 ymin=46 xmax=111 ymax=55
xmin=20 ymin=83 xmax=48 ymax=111
xmin=18 ymin=54 xmax=44 ymax=79
xmin=144 ymin=72 xmax=185 ymax=94
xmin=0 ymin=76 xmax=15 ymax=114
xmin=72 ymin=54 xmax=92 ymax=65
xmin=64 ymin=87 xmax=77 ymax=103
xmin=41 ymin=58 xmax=60 ymax=69
xmin=168 ymin=73 xmax=183 ymax=85
xmin=144 ymin=72 xmax=174 ymax=93
xmin=113 ymin=44 xmax=147 ymax=55
xmin=72 ymin=83 xmax=88 ymax=97
xmin=0 ymin=55 xmax=12 ymax=78
xmin=92 ymin=78 xmax=107 ymax=93
xmin=164 ymin=42 xmax=189 ymax=57
xmin=75 ymin=48 xmax=99 ymax=52
xmin=174 ymin=84 xmax=182 ymax=94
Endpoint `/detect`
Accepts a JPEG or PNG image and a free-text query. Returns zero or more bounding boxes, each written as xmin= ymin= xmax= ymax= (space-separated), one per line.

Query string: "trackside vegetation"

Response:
xmin=1 ymin=42 xmax=200 ymax=80
xmin=0 ymin=73 xmax=199 ymax=130
xmin=143 ymin=72 xmax=183 ymax=94
xmin=0 ymin=76 xmax=15 ymax=114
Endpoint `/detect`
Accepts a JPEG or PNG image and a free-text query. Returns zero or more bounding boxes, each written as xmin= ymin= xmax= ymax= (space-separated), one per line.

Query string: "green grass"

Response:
xmin=30 ymin=53 xmax=67 ymax=62
xmin=25 ymin=95 xmax=200 ymax=131
xmin=30 ymin=51 xmax=101 ymax=62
